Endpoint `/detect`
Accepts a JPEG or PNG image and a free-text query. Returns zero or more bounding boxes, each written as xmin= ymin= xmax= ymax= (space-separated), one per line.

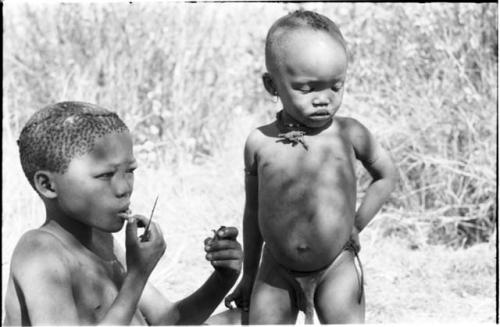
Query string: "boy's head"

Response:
xmin=263 ymin=10 xmax=348 ymax=128
xmin=18 ymin=101 xmax=136 ymax=232
xmin=18 ymin=101 xmax=129 ymax=191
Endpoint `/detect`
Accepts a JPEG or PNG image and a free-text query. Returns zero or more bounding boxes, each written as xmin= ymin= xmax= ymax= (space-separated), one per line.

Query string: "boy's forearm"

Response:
xmin=99 ymin=270 xmax=148 ymax=325
xmin=174 ymin=271 xmax=238 ymax=325
xmin=355 ymin=177 xmax=396 ymax=231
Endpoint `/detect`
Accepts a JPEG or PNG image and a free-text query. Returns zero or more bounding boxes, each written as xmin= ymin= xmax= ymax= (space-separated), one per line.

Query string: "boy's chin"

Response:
xmin=98 ymin=220 xmax=126 ymax=233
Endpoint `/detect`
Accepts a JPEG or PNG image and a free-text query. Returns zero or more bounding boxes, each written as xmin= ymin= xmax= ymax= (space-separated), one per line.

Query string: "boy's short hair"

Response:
xmin=18 ymin=101 xmax=129 ymax=189
xmin=265 ymin=10 xmax=347 ymax=73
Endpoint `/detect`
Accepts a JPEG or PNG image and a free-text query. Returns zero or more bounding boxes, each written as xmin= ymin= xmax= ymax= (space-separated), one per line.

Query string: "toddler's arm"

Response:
xmin=225 ymin=131 xmax=262 ymax=311
xmin=347 ymin=119 xmax=398 ymax=232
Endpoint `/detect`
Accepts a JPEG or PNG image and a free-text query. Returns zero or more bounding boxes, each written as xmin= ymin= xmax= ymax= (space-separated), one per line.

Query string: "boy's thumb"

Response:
xmin=125 ymin=217 xmax=137 ymax=247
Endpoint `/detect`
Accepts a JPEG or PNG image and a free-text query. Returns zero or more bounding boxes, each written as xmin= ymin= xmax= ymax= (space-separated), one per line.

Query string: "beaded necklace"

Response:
xmin=276 ymin=110 xmax=332 ymax=150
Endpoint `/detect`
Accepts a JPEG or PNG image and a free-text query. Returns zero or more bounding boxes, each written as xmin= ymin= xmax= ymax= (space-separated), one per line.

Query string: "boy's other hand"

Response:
xmin=125 ymin=215 xmax=166 ymax=276
xmin=224 ymin=274 xmax=253 ymax=311
xmin=204 ymin=226 xmax=242 ymax=279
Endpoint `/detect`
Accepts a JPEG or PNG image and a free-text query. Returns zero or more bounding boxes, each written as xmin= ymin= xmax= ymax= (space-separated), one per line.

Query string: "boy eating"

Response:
xmin=4 ymin=101 xmax=243 ymax=325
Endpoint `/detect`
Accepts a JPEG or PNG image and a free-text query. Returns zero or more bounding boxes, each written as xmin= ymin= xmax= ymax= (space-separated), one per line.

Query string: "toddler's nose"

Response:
xmin=312 ymin=96 xmax=329 ymax=107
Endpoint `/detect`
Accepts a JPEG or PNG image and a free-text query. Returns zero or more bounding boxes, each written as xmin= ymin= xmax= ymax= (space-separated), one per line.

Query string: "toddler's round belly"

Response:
xmin=259 ymin=211 xmax=353 ymax=272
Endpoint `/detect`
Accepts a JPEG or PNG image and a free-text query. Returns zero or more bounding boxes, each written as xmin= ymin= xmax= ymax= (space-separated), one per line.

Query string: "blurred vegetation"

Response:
xmin=3 ymin=3 xmax=497 ymax=247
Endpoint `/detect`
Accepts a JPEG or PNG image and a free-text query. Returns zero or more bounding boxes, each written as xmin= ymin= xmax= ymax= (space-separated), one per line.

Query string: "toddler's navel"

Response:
xmin=296 ymin=244 xmax=310 ymax=252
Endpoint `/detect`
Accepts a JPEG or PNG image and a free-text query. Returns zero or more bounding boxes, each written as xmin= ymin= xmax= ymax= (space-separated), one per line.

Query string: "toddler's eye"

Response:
xmin=127 ymin=167 xmax=136 ymax=174
xmin=331 ymin=83 xmax=344 ymax=92
xmin=299 ymin=86 xmax=312 ymax=93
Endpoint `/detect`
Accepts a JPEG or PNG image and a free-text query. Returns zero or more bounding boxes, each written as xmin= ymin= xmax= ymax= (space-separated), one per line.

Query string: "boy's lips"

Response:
xmin=117 ymin=205 xmax=131 ymax=221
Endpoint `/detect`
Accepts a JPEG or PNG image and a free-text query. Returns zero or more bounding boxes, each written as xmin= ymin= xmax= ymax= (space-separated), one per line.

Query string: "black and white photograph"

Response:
xmin=2 ymin=1 xmax=497 ymax=325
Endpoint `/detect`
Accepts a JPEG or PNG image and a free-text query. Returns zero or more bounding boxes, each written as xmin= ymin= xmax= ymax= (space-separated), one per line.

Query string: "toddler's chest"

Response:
xmin=258 ymin=133 xmax=355 ymax=177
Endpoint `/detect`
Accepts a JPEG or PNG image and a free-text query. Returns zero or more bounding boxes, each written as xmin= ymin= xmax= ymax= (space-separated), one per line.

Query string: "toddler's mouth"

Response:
xmin=310 ymin=109 xmax=331 ymax=117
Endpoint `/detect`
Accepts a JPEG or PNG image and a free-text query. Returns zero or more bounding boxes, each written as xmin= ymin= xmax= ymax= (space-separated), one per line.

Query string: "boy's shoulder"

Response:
xmin=10 ymin=228 xmax=71 ymax=275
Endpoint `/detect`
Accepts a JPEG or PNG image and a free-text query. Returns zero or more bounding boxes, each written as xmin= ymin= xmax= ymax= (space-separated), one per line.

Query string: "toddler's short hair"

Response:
xmin=18 ymin=101 xmax=129 ymax=189
xmin=265 ymin=10 xmax=347 ymax=73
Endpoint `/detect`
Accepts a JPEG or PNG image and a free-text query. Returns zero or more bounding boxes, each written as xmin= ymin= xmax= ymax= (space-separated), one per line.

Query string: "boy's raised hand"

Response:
xmin=204 ymin=226 xmax=242 ymax=279
xmin=125 ymin=215 xmax=166 ymax=276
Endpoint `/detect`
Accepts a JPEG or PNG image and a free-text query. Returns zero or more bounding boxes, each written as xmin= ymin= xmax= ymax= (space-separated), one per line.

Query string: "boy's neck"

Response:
xmin=43 ymin=203 xmax=94 ymax=248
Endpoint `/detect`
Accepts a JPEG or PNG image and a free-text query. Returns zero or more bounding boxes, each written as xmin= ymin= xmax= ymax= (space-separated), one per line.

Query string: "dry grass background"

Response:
xmin=2 ymin=2 xmax=497 ymax=323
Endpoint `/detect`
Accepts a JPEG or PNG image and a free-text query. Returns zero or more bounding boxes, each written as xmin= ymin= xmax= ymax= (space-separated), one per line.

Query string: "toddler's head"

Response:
xmin=265 ymin=10 xmax=347 ymax=75
xmin=264 ymin=10 xmax=348 ymax=128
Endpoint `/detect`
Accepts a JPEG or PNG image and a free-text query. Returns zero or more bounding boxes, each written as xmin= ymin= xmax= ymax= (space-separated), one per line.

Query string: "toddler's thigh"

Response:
xmin=250 ymin=279 xmax=298 ymax=324
xmin=249 ymin=270 xmax=298 ymax=324
xmin=315 ymin=252 xmax=365 ymax=324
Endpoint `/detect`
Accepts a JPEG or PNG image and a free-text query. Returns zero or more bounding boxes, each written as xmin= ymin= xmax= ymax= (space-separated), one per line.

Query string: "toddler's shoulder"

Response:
xmin=335 ymin=116 xmax=374 ymax=141
xmin=335 ymin=116 xmax=368 ymax=132
xmin=245 ymin=121 xmax=277 ymax=148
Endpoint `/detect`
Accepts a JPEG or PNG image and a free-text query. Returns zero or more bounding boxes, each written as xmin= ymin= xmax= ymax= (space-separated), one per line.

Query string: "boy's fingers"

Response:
xmin=206 ymin=249 xmax=242 ymax=261
xmin=205 ymin=239 xmax=242 ymax=251
xmin=216 ymin=226 xmax=239 ymax=239
xmin=224 ymin=293 xmax=236 ymax=309
xmin=125 ymin=217 xmax=138 ymax=247
xmin=130 ymin=214 xmax=149 ymax=228
xmin=210 ymin=259 xmax=240 ymax=269
xmin=142 ymin=222 xmax=158 ymax=241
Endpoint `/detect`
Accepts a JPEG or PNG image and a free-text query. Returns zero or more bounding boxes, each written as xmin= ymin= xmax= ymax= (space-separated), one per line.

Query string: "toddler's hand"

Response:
xmin=204 ymin=226 xmax=242 ymax=279
xmin=224 ymin=275 xmax=254 ymax=311
xmin=125 ymin=215 xmax=166 ymax=276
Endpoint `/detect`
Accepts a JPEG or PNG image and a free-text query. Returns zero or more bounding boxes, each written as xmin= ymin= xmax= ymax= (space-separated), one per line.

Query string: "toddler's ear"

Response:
xmin=262 ymin=73 xmax=278 ymax=96
xmin=33 ymin=171 xmax=57 ymax=199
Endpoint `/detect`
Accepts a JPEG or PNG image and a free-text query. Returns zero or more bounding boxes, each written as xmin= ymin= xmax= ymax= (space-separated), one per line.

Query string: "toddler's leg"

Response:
xmin=249 ymin=277 xmax=298 ymax=324
xmin=249 ymin=250 xmax=298 ymax=324
xmin=314 ymin=251 xmax=365 ymax=323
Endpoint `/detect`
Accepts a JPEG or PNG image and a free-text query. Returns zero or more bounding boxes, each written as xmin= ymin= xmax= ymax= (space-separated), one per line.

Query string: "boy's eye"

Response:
xmin=96 ymin=172 xmax=114 ymax=179
xmin=127 ymin=167 xmax=136 ymax=174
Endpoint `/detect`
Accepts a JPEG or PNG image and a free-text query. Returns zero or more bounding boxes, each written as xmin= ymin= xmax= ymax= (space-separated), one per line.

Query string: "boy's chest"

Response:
xmin=69 ymin=254 xmax=144 ymax=323
xmin=72 ymin=255 xmax=122 ymax=307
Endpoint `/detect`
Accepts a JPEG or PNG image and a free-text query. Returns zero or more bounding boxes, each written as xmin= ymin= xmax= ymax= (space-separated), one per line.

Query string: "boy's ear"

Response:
xmin=262 ymin=73 xmax=278 ymax=96
xmin=33 ymin=171 xmax=58 ymax=199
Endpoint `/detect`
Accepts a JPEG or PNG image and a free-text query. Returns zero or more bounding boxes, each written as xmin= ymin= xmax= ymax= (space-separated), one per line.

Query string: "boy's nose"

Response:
xmin=114 ymin=174 xmax=133 ymax=197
